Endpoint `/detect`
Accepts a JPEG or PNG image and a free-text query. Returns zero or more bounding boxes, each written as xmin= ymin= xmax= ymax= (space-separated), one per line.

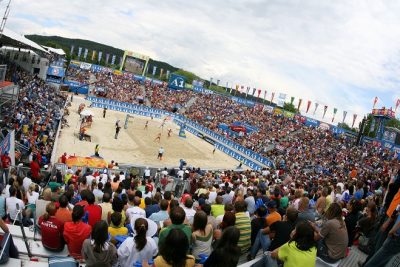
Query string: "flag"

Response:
xmin=322 ymin=105 xmax=328 ymax=118
xmin=91 ymin=50 xmax=96 ymax=61
xmin=306 ymin=100 xmax=312 ymax=113
xmin=252 ymin=88 xmax=257 ymax=96
xmin=263 ymin=90 xmax=267 ymax=101
xmin=373 ymin=96 xmax=378 ymax=108
xmin=290 ymin=96 xmax=295 ymax=105
xmin=111 ymin=55 xmax=116 ymax=65
xmin=0 ymin=130 xmax=15 ymax=166
xmin=152 ymin=66 xmax=157 ymax=76
xmin=332 ymin=108 xmax=338 ymax=122
xmin=271 ymin=92 xmax=275 ymax=103
xmin=217 ymin=79 xmax=220 ymax=86
xmin=160 ymin=68 xmax=164 ymax=78
xmin=119 ymin=56 xmax=123 ymax=66
xmin=246 ymin=86 xmax=250 ymax=97
xmin=342 ymin=111 xmax=348 ymax=123
xmin=370 ymin=118 xmax=376 ymax=133
xmin=210 ymin=77 xmax=213 ymax=87
xmin=352 ymin=114 xmax=357 ymax=128
xmin=83 ymin=48 xmax=88 ymax=60
xmin=98 ymin=51 xmax=103 ymax=62
xmin=313 ymin=103 xmax=319 ymax=115
xmin=240 ymin=85 xmax=244 ymax=92
xmin=77 ymin=47 xmax=82 ymax=58
xmin=179 ymin=125 xmax=186 ymax=138
xmin=297 ymin=99 xmax=303 ymax=111
xmin=70 ymin=45 xmax=75 ymax=56
xmin=257 ymin=89 xmax=261 ymax=98
xmin=166 ymin=70 xmax=170 ymax=79
xmin=396 ymin=99 xmax=400 ymax=111
xmin=105 ymin=53 xmax=110 ymax=64
xmin=230 ymin=86 xmax=233 ymax=94
xmin=225 ymin=82 xmax=229 ymax=92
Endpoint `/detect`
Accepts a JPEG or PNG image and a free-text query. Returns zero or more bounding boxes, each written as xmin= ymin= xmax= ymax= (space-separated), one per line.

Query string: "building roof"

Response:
xmin=0 ymin=28 xmax=48 ymax=53
xmin=42 ymin=45 xmax=66 ymax=56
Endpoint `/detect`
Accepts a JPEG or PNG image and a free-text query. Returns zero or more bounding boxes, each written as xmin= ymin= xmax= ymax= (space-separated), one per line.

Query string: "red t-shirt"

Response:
xmin=38 ymin=216 xmax=64 ymax=250
xmin=84 ymin=204 xmax=102 ymax=228
xmin=30 ymin=160 xmax=40 ymax=179
xmin=63 ymin=221 xmax=92 ymax=258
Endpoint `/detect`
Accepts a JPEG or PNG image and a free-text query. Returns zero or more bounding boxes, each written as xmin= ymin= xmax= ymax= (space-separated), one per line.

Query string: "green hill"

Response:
xmin=25 ymin=34 xmax=179 ymax=76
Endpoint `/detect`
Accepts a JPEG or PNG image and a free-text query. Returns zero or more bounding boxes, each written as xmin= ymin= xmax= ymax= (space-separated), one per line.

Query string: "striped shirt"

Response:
xmin=235 ymin=212 xmax=251 ymax=253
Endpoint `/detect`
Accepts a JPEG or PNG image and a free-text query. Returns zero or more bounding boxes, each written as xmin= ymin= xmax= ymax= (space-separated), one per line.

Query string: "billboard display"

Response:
xmin=120 ymin=51 xmax=150 ymax=76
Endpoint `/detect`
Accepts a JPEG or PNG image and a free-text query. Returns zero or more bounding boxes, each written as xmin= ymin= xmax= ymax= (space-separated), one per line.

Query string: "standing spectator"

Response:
xmin=182 ymin=198 xmax=196 ymax=225
xmin=38 ymin=202 xmax=64 ymax=251
xmin=82 ymin=220 xmax=118 ymax=267
xmin=211 ymin=196 xmax=225 ymax=218
xmin=234 ymin=200 xmax=251 ymax=253
xmin=118 ymin=217 xmax=158 ymax=267
xmin=1 ymin=151 xmax=11 ymax=182
xmin=245 ymin=190 xmax=256 ymax=215
xmin=63 ymin=205 xmax=92 ymax=259
xmin=84 ymin=191 xmax=102 ymax=228
xmin=30 ymin=155 xmax=41 ymax=182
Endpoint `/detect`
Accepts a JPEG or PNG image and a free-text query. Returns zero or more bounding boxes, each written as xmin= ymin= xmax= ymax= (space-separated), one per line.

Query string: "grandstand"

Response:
xmin=0 ymin=6 xmax=399 ymax=267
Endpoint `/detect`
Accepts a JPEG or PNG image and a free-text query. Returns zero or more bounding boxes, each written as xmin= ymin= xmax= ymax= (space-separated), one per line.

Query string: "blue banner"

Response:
xmin=46 ymin=77 xmax=62 ymax=84
xmin=179 ymin=125 xmax=187 ymax=138
xmin=304 ymin=117 xmax=320 ymax=127
xmin=193 ymin=86 xmax=214 ymax=95
xmin=47 ymin=66 xmax=65 ymax=77
xmin=168 ymin=74 xmax=186 ymax=90
xmin=64 ymin=80 xmax=89 ymax=94
xmin=91 ymin=64 xmax=103 ymax=73
xmin=231 ymin=97 xmax=255 ymax=107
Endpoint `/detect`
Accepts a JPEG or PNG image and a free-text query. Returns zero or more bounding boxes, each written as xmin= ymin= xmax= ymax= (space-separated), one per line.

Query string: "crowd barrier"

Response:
xmin=86 ymin=96 xmax=275 ymax=169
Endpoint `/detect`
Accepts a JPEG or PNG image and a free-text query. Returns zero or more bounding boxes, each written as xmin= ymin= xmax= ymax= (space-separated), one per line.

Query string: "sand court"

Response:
xmin=55 ymin=95 xmax=239 ymax=169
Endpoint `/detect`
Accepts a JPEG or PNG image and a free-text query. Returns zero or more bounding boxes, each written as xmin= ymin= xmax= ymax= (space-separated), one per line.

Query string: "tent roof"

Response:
xmin=42 ymin=45 xmax=66 ymax=56
xmin=0 ymin=28 xmax=48 ymax=53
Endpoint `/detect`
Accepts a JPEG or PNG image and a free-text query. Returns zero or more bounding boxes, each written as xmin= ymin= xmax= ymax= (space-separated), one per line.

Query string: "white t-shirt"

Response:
xmin=23 ymin=177 xmax=32 ymax=193
xmin=208 ymin=191 xmax=217 ymax=204
xmin=177 ymin=170 xmax=184 ymax=179
xmin=86 ymin=175 xmax=95 ymax=188
xmin=6 ymin=197 xmax=25 ymax=221
xmin=117 ymin=236 xmax=158 ymax=267
xmin=159 ymin=148 xmax=164 ymax=154
xmin=182 ymin=206 xmax=196 ymax=224
xmin=119 ymin=174 xmax=126 ymax=182
xmin=144 ymin=169 xmax=151 ymax=177
xmin=27 ymin=191 xmax=39 ymax=205
xmin=126 ymin=206 xmax=146 ymax=223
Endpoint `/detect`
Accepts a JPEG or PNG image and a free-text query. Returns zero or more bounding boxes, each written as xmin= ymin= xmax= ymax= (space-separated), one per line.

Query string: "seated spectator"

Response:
xmin=148 ymin=199 xmax=169 ymax=224
xmin=312 ymin=202 xmax=348 ymax=263
xmin=149 ymin=228 xmax=195 ymax=267
xmin=211 ymin=196 xmax=224 ymax=217
xmin=84 ymin=191 xmax=102 ymax=228
xmin=204 ymin=226 xmax=241 ymax=267
xmin=201 ymin=204 xmax=218 ymax=230
xmin=99 ymin=193 xmax=113 ymax=222
xmin=6 ymin=186 xmax=24 ymax=223
xmin=357 ymin=201 xmax=378 ymax=254
xmin=191 ymin=211 xmax=213 ymax=260
xmin=345 ymin=199 xmax=362 ymax=246
xmin=234 ymin=200 xmax=251 ymax=253
xmin=111 ymin=196 xmax=127 ymax=226
xmin=118 ymin=217 xmax=158 ymax=267
xmin=55 ymin=194 xmax=72 ymax=224
xmin=297 ymin=197 xmax=315 ymax=223
xmin=82 ymin=220 xmax=118 ymax=267
xmin=182 ymin=198 xmax=196 ymax=225
xmin=158 ymin=206 xmax=192 ymax=249
xmin=144 ymin=197 xmax=160 ymax=218
xmin=270 ymin=221 xmax=317 ymax=266
xmin=108 ymin=212 xmax=128 ymax=244
xmin=38 ymin=202 xmax=64 ymax=251
xmin=251 ymin=206 xmax=267 ymax=246
xmin=126 ymin=196 xmax=146 ymax=225
xmin=63 ymin=205 xmax=92 ymax=259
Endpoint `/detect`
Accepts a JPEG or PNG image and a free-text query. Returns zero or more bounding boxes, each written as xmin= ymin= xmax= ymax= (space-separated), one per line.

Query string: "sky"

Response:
xmin=3 ymin=0 xmax=400 ymax=126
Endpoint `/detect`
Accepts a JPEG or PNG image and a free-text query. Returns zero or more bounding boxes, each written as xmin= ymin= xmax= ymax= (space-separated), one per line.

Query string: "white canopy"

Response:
xmin=1 ymin=28 xmax=48 ymax=53
xmin=42 ymin=45 xmax=66 ymax=56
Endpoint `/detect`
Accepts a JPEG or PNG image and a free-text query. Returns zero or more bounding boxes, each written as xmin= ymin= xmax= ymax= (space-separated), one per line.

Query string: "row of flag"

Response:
xmin=211 ymin=78 xmax=400 ymax=127
xmin=148 ymin=65 xmax=171 ymax=79
xmin=70 ymin=45 xmax=122 ymax=65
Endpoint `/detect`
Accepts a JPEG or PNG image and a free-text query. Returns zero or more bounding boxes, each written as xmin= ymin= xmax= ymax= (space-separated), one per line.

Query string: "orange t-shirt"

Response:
xmin=266 ymin=211 xmax=282 ymax=226
xmin=55 ymin=207 xmax=72 ymax=224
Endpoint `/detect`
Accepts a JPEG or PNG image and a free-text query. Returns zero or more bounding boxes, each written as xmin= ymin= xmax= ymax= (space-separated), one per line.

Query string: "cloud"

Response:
xmin=4 ymin=0 xmax=400 ymax=124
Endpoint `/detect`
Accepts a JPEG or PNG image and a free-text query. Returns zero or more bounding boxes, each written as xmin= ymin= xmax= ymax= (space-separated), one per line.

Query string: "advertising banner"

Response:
xmin=168 ymin=74 xmax=186 ymax=90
